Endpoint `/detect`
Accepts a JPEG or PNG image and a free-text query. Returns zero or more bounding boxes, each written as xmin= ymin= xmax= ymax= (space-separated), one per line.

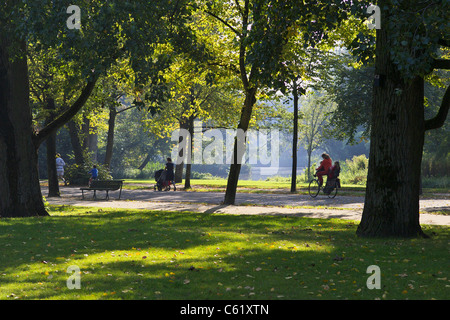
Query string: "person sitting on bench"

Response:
xmin=89 ymin=165 xmax=98 ymax=187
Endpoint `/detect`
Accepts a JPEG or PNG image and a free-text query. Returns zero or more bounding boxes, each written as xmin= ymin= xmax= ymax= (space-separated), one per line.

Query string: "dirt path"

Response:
xmin=42 ymin=186 xmax=450 ymax=225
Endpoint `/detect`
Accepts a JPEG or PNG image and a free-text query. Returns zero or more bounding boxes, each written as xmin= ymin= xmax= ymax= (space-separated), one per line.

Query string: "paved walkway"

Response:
xmin=42 ymin=186 xmax=450 ymax=226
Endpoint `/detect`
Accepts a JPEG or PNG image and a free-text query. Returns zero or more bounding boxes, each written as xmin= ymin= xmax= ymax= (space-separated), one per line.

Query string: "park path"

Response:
xmin=42 ymin=186 xmax=450 ymax=226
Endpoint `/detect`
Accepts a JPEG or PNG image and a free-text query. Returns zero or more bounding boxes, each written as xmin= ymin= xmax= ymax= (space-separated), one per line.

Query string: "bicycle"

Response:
xmin=308 ymin=174 xmax=339 ymax=199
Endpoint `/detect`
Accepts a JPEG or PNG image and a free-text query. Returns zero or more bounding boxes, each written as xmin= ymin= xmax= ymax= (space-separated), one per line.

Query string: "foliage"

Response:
xmin=421 ymin=176 xmax=450 ymax=189
xmin=112 ymin=162 xmax=161 ymax=180
xmin=340 ymin=155 xmax=369 ymax=186
xmin=64 ymin=162 xmax=112 ymax=186
xmin=422 ymin=71 xmax=450 ymax=177
xmin=106 ymin=106 xmax=171 ymax=172
xmin=344 ymin=0 xmax=449 ymax=79
xmin=42 ymin=196 xmax=50 ymax=211
xmin=190 ymin=171 xmax=220 ymax=180
xmin=422 ymin=152 xmax=450 ymax=178
xmin=301 ymin=163 xmax=320 ymax=182
xmin=320 ymin=52 xmax=374 ymax=143
xmin=298 ymin=90 xmax=336 ymax=180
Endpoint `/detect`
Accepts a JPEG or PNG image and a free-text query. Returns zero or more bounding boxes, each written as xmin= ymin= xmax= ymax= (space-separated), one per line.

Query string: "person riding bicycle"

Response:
xmin=315 ymin=153 xmax=332 ymax=187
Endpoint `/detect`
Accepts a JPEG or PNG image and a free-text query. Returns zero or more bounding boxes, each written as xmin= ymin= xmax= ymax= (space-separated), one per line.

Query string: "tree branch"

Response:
xmin=116 ymin=105 xmax=136 ymax=114
xmin=207 ymin=61 xmax=240 ymax=76
xmin=424 ymin=84 xmax=450 ymax=131
xmin=204 ymin=10 xmax=241 ymax=37
xmin=33 ymin=76 xmax=98 ymax=147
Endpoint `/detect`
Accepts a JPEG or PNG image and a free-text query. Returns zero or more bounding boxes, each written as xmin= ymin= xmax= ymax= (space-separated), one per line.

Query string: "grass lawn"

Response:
xmin=124 ymin=178 xmax=365 ymax=190
xmin=123 ymin=178 xmax=368 ymax=196
xmin=1 ymin=206 xmax=448 ymax=300
xmin=122 ymin=178 xmax=447 ymax=197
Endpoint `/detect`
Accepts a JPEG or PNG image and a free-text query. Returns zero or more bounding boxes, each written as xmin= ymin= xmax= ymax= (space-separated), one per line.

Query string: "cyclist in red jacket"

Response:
xmin=315 ymin=153 xmax=332 ymax=186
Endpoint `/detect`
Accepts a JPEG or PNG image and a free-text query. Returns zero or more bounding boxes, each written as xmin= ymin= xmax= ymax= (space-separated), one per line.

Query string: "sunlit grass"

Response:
xmin=123 ymin=178 xmax=367 ymax=190
xmin=0 ymin=206 xmax=448 ymax=300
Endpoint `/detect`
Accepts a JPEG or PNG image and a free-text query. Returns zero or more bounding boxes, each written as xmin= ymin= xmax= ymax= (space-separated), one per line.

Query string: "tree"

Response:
xmin=140 ymin=30 xmax=243 ymax=187
xmin=198 ymin=0 xmax=347 ymax=204
xmin=271 ymin=39 xmax=333 ymax=191
xmin=98 ymin=60 xmax=137 ymax=169
xmin=0 ymin=0 xmax=196 ymax=217
xmin=0 ymin=29 xmax=96 ymax=216
xmin=319 ymin=50 xmax=374 ymax=143
xmin=28 ymin=45 xmax=66 ymax=197
xmin=354 ymin=0 xmax=450 ymax=237
xmin=299 ymin=91 xmax=336 ymax=180
xmin=422 ymin=71 xmax=450 ymax=178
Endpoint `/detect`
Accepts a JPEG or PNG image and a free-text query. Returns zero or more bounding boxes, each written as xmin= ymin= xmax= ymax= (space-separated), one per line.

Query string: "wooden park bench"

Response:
xmin=80 ymin=180 xmax=124 ymax=200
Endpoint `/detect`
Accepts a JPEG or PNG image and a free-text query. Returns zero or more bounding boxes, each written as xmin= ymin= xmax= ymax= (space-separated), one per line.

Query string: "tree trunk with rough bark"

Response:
xmin=1 ymin=27 xmax=96 ymax=217
xmin=0 ymin=36 xmax=48 ymax=217
xmin=357 ymin=28 xmax=426 ymax=238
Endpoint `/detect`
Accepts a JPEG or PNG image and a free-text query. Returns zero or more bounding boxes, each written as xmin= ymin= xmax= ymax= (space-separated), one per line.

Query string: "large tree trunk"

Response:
xmin=357 ymin=28 xmax=426 ymax=238
xmin=0 ymin=36 xmax=48 ymax=217
xmin=224 ymin=87 xmax=257 ymax=204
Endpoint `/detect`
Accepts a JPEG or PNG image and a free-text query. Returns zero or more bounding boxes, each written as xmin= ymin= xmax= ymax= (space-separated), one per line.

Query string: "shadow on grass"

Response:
xmin=0 ymin=208 xmax=448 ymax=300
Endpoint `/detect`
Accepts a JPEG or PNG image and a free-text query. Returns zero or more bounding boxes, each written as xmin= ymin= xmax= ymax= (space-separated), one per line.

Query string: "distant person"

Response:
xmin=315 ymin=153 xmax=332 ymax=186
xmin=89 ymin=165 xmax=98 ymax=186
xmin=165 ymin=157 xmax=175 ymax=191
xmin=55 ymin=153 xmax=66 ymax=185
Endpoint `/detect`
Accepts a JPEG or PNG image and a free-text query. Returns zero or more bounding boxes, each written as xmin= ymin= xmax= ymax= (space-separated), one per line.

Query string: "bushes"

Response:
xmin=190 ymin=171 xmax=221 ymax=179
xmin=421 ymin=151 xmax=450 ymax=189
xmin=421 ymin=176 xmax=449 ymax=189
xmin=422 ymin=152 xmax=450 ymax=178
xmin=65 ymin=162 xmax=112 ymax=186
xmin=339 ymin=155 xmax=369 ymax=185
xmin=112 ymin=167 xmax=156 ymax=180
xmin=111 ymin=162 xmax=161 ymax=180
